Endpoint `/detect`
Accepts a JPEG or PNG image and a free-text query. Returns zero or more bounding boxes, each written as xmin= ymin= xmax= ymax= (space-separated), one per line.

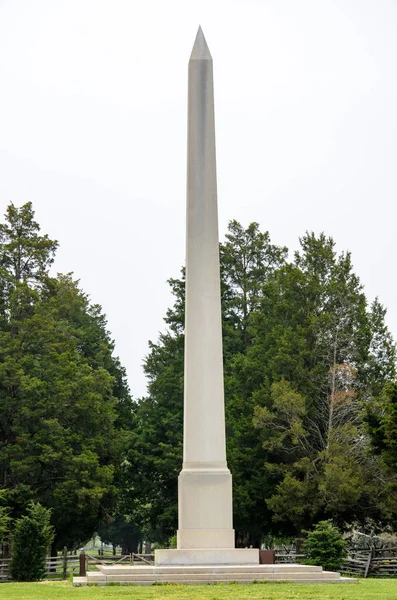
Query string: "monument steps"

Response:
xmin=99 ymin=563 xmax=324 ymax=575
xmin=73 ymin=564 xmax=356 ymax=586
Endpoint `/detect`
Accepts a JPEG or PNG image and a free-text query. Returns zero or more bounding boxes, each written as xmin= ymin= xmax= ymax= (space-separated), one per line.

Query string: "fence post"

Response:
xmin=62 ymin=546 xmax=68 ymax=579
xmin=79 ymin=550 xmax=86 ymax=577
xmin=364 ymin=547 xmax=374 ymax=578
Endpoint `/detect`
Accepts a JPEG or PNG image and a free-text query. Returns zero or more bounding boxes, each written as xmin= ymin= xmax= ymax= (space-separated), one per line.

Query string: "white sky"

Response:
xmin=0 ymin=0 xmax=396 ymax=398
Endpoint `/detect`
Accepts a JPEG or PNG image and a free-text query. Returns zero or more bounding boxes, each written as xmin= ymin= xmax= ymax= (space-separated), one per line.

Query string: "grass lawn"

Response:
xmin=0 ymin=580 xmax=396 ymax=600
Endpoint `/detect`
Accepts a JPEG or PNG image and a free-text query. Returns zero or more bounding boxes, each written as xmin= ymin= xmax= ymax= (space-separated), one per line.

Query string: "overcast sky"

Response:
xmin=1 ymin=0 xmax=396 ymax=398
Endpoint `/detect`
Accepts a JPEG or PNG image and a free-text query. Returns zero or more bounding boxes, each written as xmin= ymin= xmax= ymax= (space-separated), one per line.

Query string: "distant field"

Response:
xmin=0 ymin=579 xmax=396 ymax=600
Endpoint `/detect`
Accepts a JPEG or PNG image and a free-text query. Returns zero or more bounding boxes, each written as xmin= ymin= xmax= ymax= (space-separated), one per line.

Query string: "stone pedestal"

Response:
xmin=155 ymin=548 xmax=259 ymax=566
xmin=177 ymin=466 xmax=233 ymax=549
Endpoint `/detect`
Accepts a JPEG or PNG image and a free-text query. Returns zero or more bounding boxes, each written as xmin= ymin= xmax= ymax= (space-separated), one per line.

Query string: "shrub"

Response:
xmin=10 ymin=502 xmax=54 ymax=581
xmin=303 ymin=520 xmax=347 ymax=571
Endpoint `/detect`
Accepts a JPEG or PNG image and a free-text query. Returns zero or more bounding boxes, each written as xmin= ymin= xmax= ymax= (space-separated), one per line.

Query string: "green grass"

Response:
xmin=0 ymin=579 xmax=396 ymax=600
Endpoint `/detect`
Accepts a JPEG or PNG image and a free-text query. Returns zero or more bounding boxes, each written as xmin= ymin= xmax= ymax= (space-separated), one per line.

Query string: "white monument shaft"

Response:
xmin=184 ymin=33 xmax=227 ymax=467
xmin=177 ymin=26 xmax=234 ymax=551
xmin=155 ymin=27 xmax=258 ymax=566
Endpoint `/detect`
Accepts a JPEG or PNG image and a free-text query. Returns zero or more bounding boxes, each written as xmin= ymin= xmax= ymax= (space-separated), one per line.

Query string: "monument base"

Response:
xmin=155 ymin=548 xmax=259 ymax=566
xmin=178 ymin=466 xmax=234 ymax=548
xmin=74 ymin=563 xmax=357 ymax=586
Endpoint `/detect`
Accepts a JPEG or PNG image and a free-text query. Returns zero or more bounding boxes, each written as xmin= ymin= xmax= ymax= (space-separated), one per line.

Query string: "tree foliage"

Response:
xmin=97 ymin=515 xmax=142 ymax=554
xmin=10 ymin=502 xmax=54 ymax=581
xmin=125 ymin=221 xmax=396 ymax=544
xmin=251 ymin=233 xmax=396 ymax=534
xmin=0 ymin=202 xmax=133 ymax=549
xmin=367 ymin=382 xmax=397 ymax=474
xmin=303 ymin=519 xmax=347 ymax=571
xmin=0 ymin=490 xmax=11 ymax=540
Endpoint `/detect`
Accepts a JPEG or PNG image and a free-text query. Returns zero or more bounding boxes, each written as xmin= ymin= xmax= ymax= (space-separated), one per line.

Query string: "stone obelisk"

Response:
xmin=177 ymin=26 xmax=234 ymax=552
xmin=75 ymin=26 xmax=352 ymax=584
xmin=155 ymin=27 xmax=258 ymax=566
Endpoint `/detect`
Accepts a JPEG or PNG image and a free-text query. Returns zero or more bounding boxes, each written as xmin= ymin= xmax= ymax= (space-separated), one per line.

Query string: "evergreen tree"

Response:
xmin=124 ymin=222 xmax=396 ymax=543
xmin=10 ymin=502 xmax=54 ymax=581
xmin=124 ymin=222 xmax=287 ymax=544
xmin=367 ymin=382 xmax=397 ymax=473
xmin=123 ymin=278 xmax=184 ymax=543
xmin=0 ymin=202 xmax=133 ymax=549
xmin=303 ymin=520 xmax=347 ymax=571
xmin=252 ymin=233 xmax=396 ymax=533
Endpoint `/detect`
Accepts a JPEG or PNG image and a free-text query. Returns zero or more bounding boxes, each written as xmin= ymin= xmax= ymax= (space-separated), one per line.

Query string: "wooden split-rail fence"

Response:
xmin=341 ymin=547 xmax=397 ymax=578
xmin=1 ymin=547 xmax=397 ymax=581
xmin=276 ymin=548 xmax=397 ymax=578
xmin=0 ymin=547 xmax=80 ymax=582
xmin=0 ymin=551 xmax=155 ymax=582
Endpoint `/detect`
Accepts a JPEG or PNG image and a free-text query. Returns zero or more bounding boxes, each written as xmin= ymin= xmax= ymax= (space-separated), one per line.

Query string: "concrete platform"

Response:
xmin=73 ymin=563 xmax=357 ymax=586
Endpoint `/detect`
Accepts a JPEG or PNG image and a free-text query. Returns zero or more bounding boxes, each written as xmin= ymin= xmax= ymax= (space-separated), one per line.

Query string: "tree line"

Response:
xmin=123 ymin=220 xmax=397 ymax=548
xmin=0 ymin=204 xmax=396 ymax=553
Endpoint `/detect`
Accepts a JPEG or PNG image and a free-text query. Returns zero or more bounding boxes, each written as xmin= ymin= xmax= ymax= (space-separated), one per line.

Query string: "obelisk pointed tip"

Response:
xmin=190 ymin=26 xmax=212 ymax=61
